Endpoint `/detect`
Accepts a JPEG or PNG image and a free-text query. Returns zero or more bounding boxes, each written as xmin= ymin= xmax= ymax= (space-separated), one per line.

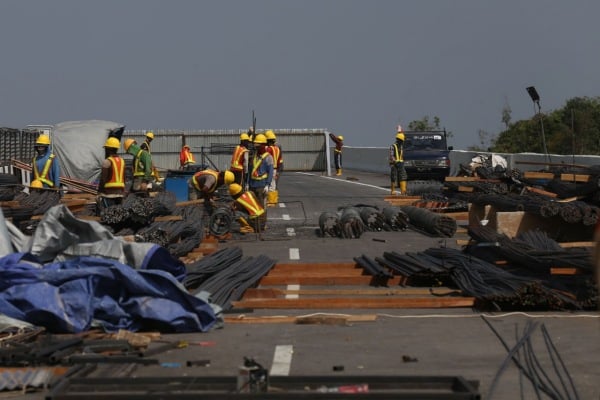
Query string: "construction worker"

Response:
xmin=97 ymin=137 xmax=125 ymax=214
xmin=230 ymin=133 xmax=250 ymax=187
xmin=124 ymin=138 xmax=153 ymax=194
xmin=140 ymin=131 xmax=154 ymax=153
xmin=179 ymin=144 xmax=196 ymax=170
xmin=389 ymin=125 xmax=408 ymax=195
xmin=329 ymin=133 xmax=344 ymax=176
xmin=265 ymin=130 xmax=282 ymax=206
xmin=31 ymin=134 xmax=60 ymax=189
xmin=248 ymin=133 xmax=274 ymax=208
xmin=188 ymin=168 xmax=235 ymax=203
xmin=228 ymin=183 xmax=266 ymax=233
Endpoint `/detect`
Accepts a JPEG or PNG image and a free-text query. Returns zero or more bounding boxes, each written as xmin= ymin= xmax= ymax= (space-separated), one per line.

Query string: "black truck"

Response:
xmin=402 ymin=130 xmax=453 ymax=181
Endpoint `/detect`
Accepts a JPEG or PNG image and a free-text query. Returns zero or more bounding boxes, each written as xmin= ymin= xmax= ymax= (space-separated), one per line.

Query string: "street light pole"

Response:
xmin=526 ymin=86 xmax=550 ymax=164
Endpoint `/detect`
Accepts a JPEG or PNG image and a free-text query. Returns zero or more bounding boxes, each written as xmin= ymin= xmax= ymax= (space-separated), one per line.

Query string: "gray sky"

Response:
xmin=1 ymin=0 xmax=599 ymax=150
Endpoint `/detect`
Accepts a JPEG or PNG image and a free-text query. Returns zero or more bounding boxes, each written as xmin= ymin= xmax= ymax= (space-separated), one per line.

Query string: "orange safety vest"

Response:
xmin=32 ymin=153 xmax=56 ymax=187
xmin=192 ymin=169 xmax=219 ymax=192
xmin=104 ymin=156 xmax=125 ymax=189
xmin=180 ymin=148 xmax=195 ymax=166
xmin=251 ymin=153 xmax=269 ymax=180
xmin=230 ymin=145 xmax=248 ymax=172
xmin=236 ymin=191 xmax=265 ymax=218
xmin=268 ymin=145 xmax=282 ymax=168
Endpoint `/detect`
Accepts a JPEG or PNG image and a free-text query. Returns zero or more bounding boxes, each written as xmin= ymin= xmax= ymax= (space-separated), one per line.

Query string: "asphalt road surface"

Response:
xmin=24 ymin=170 xmax=600 ymax=400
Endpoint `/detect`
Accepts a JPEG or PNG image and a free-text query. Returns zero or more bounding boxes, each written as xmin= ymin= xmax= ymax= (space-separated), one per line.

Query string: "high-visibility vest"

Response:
xmin=32 ymin=153 xmax=56 ymax=187
xmin=192 ymin=169 xmax=219 ymax=192
xmin=268 ymin=145 xmax=282 ymax=168
xmin=230 ymin=145 xmax=248 ymax=172
xmin=236 ymin=191 xmax=265 ymax=218
xmin=133 ymin=149 xmax=146 ymax=177
xmin=392 ymin=143 xmax=404 ymax=163
xmin=251 ymin=153 xmax=269 ymax=180
xmin=142 ymin=140 xmax=152 ymax=154
xmin=180 ymin=148 xmax=195 ymax=166
xmin=104 ymin=156 xmax=125 ymax=189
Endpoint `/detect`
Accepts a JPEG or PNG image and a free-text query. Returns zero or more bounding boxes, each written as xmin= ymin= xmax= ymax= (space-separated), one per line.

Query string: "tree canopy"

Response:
xmin=491 ymin=96 xmax=600 ymax=155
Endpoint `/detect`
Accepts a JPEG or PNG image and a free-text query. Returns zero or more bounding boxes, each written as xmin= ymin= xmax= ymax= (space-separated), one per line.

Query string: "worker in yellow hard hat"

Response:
xmin=329 ymin=132 xmax=344 ymax=176
xmin=124 ymin=138 xmax=153 ymax=194
xmin=188 ymin=168 xmax=235 ymax=213
xmin=389 ymin=125 xmax=407 ymax=195
xmin=31 ymin=133 xmax=60 ymax=189
xmin=140 ymin=131 xmax=154 ymax=153
xmin=97 ymin=137 xmax=125 ymax=214
xmin=264 ymin=130 xmax=283 ymax=207
xmin=230 ymin=132 xmax=250 ymax=187
xmin=179 ymin=144 xmax=196 ymax=170
xmin=248 ymin=133 xmax=274 ymax=208
xmin=228 ymin=183 xmax=266 ymax=233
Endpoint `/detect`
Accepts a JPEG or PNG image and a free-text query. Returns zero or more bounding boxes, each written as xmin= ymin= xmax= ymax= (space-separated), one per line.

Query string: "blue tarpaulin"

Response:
xmin=0 ymin=253 xmax=217 ymax=333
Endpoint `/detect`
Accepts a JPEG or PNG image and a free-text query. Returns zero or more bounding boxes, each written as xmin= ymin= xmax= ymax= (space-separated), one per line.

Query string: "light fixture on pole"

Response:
xmin=526 ymin=86 xmax=550 ymax=163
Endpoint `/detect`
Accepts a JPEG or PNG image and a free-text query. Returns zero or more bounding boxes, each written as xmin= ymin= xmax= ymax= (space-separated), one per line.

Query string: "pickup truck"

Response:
xmin=402 ymin=130 xmax=453 ymax=181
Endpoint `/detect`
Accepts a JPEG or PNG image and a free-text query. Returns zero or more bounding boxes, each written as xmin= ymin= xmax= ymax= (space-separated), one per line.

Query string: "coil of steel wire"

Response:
xmin=358 ymin=206 xmax=386 ymax=231
xmin=399 ymin=206 xmax=457 ymax=237
xmin=381 ymin=206 xmax=409 ymax=231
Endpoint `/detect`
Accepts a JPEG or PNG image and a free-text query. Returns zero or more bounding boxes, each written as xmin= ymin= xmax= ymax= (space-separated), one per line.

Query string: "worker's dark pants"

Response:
xmin=390 ymin=162 xmax=407 ymax=185
xmin=250 ymin=186 xmax=268 ymax=208
xmin=333 ymin=151 xmax=342 ymax=170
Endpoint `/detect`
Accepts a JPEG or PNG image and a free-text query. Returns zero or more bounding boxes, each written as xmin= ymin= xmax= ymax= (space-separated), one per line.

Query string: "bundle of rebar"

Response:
xmin=358 ymin=206 xmax=386 ymax=231
xmin=381 ymin=206 xmax=409 ymax=231
xmin=399 ymin=206 xmax=457 ymax=237
xmin=183 ymin=247 xmax=244 ymax=289
xmin=353 ymin=254 xmax=394 ymax=280
xmin=189 ymin=250 xmax=275 ymax=310
xmin=339 ymin=206 xmax=365 ymax=239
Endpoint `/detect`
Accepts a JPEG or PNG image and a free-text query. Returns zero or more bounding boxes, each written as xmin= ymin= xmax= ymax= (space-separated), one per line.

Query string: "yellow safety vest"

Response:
xmin=32 ymin=153 xmax=56 ymax=187
xmin=192 ymin=169 xmax=219 ymax=192
xmin=251 ymin=153 xmax=269 ymax=180
xmin=392 ymin=143 xmax=404 ymax=162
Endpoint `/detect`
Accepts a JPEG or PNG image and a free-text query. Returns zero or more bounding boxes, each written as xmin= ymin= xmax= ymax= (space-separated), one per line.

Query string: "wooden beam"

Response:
xmin=550 ymin=267 xmax=584 ymax=275
xmin=523 ymin=172 xmax=554 ymax=180
xmin=258 ymin=275 xmax=404 ymax=286
xmin=558 ymin=241 xmax=594 ymax=248
xmin=232 ymin=297 xmax=475 ymax=309
xmin=224 ymin=314 xmax=378 ymax=324
xmin=560 ymin=173 xmax=591 ymax=183
xmin=244 ymin=287 xmax=461 ymax=299
xmin=525 ymin=186 xmax=557 ymax=198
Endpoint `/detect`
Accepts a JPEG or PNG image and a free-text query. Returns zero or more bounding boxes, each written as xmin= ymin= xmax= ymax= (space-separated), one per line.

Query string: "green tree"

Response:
xmin=491 ymin=96 xmax=600 ymax=155
xmin=407 ymin=116 xmax=441 ymax=131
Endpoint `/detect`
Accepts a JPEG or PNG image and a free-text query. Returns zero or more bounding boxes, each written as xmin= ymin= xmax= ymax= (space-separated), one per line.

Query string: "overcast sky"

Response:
xmin=1 ymin=0 xmax=599 ymax=150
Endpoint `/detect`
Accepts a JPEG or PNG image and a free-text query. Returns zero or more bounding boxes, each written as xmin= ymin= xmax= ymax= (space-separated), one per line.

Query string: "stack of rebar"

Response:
xmin=399 ymin=206 xmax=457 ymax=237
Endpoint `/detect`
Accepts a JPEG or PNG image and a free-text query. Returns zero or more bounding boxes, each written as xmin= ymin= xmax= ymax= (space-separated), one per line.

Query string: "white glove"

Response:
xmin=263 ymin=186 xmax=269 ymax=194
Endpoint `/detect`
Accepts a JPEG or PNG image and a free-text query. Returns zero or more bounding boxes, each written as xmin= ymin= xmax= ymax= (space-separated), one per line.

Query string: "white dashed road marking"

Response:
xmin=270 ymin=345 xmax=293 ymax=376
xmin=285 ymin=284 xmax=300 ymax=299
xmin=289 ymin=248 xmax=300 ymax=260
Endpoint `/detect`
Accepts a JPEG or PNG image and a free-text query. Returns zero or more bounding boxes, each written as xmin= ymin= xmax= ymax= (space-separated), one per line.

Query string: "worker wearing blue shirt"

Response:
xmin=31 ymin=134 xmax=60 ymax=189
xmin=248 ymin=134 xmax=274 ymax=207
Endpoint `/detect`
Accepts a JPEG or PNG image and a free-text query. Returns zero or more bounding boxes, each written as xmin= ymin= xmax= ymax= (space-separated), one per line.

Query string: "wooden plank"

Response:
xmin=458 ymin=186 xmax=474 ymax=192
xmin=525 ymin=186 xmax=557 ymax=198
xmin=232 ymin=297 xmax=475 ymax=309
xmin=442 ymin=211 xmax=469 ymax=220
xmin=224 ymin=314 xmax=378 ymax=324
xmin=154 ymin=215 xmax=183 ymax=222
xmin=0 ymin=201 xmax=20 ymax=207
xmin=445 ymin=176 xmax=481 ymax=182
xmin=77 ymin=215 xmax=101 ymax=221
xmin=175 ymin=199 xmax=205 ymax=207
xmin=550 ymin=267 xmax=583 ymax=275
xmin=523 ymin=171 xmax=554 ymax=179
xmin=558 ymin=241 xmax=594 ymax=248
xmin=560 ymin=173 xmax=590 ymax=183
xmin=273 ymin=262 xmax=357 ymax=271
xmin=244 ymin=287 xmax=460 ymax=299
xmin=258 ymin=275 xmax=404 ymax=286
xmin=267 ymin=269 xmax=367 ymax=277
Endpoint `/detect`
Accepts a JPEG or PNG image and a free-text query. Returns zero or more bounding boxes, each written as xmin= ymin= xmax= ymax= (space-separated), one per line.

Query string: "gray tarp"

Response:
xmin=52 ymin=120 xmax=124 ymax=183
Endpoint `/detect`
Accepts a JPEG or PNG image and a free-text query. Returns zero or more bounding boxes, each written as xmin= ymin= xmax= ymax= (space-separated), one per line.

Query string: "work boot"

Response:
xmin=400 ymin=181 xmax=407 ymax=195
xmin=390 ymin=183 xmax=395 ymax=195
xmin=267 ymin=190 xmax=278 ymax=207
xmin=336 ymin=169 xmax=342 ymax=176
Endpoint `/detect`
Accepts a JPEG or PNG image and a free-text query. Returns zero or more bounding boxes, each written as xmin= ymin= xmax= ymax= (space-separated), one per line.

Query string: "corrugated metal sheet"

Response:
xmin=121 ymin=129 xmax=329 ymax=172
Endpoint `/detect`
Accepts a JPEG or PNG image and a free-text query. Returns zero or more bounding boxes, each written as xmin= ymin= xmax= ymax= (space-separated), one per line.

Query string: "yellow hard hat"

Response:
xmin=30 ymin=179 xmax=43 ymax=189
xmin=396 ymin=132 xmax=405 ymax=141
xmin=228 ymin=183 xmax=243 ymax=196
xmin=124 ymin=138 xmax=136 ymax=151
xmin=253 ymin=134 xmax=267 ymax=144
xmin=240 ymin=133 xmax=250 ymax=141
xmin=338 ymin=135 xmax=344 ymax=141
xmin=145 ymin=131 xmax=154 ymax=139
xmin=265 ymin=130 xmax=276 ymax=140
xmin=35 ymin=134 xmax=51 ymax=146
xmin=223 ymin=170 xmax=235 ymax=185
xmin=104 ymin=137 xmax=121 ymax=149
